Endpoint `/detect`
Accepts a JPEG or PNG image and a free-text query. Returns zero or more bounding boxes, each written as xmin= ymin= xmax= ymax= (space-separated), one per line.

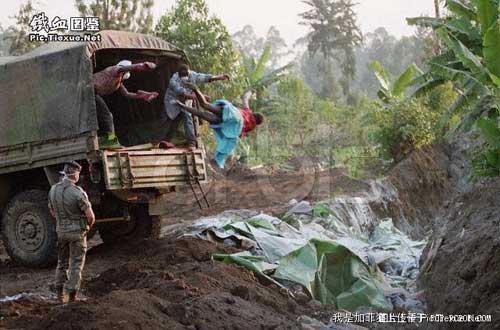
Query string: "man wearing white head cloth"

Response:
xmin=93 ymin=60 xmax=159 ymax=148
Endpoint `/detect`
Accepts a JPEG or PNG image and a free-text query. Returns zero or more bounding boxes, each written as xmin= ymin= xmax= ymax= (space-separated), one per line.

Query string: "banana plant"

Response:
xmin=407 ymin=0 xmax=500 ymax=176
xmin=407 ymin=0 xmax=499 ymax=125
xmin=241 ymin=43 xmax=293 ymax=110
xmin=370 ymin=61 xmax=423 ymax=103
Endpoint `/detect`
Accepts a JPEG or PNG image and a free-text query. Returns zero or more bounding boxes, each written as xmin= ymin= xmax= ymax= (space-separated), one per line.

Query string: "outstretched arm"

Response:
xmin=191 ymin=71 xmax=230 ymax=85
xmin=117 ymin=62 xmax=157 ymax=73
xmin=209 ymin=74 xmax=230 ymax=82
xmin=119 ymin=84 xmax=158 ymax=102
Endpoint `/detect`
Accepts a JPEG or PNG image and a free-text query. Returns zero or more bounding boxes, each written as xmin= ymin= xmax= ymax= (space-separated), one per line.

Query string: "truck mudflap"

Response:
xmin=101 ymin=148 xmax=207 ymax=190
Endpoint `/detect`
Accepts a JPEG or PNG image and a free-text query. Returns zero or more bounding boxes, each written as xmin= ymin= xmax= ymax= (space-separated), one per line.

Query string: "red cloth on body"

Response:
xmin=93 ymin=66 xmax=123 ymax=96
xmin=239 ymin=107 xmax=257 ymax=137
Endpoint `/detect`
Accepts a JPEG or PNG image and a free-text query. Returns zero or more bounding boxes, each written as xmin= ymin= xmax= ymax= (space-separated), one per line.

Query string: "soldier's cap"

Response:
xmin=59 ymin=161 xmax=82 ymax=176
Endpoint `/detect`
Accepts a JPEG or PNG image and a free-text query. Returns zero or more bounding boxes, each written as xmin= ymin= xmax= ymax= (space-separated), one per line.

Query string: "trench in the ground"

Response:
xmin=184 ymin=177 xmax=429 ymax=314
xmin=0 ymin=175 xmax=431 ymax=316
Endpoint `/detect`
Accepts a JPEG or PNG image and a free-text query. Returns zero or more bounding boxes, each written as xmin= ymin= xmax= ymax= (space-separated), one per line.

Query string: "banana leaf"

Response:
xmin=393 ymin=64 xmax=422 ymax=97
xmin=446 ymin=0 xmax=477 ymax=21
xmin=370 ymin=61 xmax=391 ymax=92
xmin=251 ymin=43 xmax=272 ymax=84
xmin=476 ymin=0 xmax=500 ymax=35
xmin=483 ymin=21 xmax=500 ymax=77
xmin=436 ymin=29 xmax=488 ymax=81
xmin=476 ymin=117 xmax=500 ymax=148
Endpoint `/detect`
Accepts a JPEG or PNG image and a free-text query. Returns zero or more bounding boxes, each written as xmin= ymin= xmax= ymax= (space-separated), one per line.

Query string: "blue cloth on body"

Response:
xmin=209 ymin=100 xmax=243 ymax=168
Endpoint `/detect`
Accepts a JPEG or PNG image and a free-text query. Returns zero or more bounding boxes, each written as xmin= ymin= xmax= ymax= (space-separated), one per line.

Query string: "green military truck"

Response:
xmin=0 ymin=30 xmax=208 ymax=267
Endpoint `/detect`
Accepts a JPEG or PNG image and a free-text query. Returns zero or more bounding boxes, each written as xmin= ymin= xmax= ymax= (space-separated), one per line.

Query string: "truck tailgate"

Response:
xmin=102 ymin=149 xmax=207 ymax=190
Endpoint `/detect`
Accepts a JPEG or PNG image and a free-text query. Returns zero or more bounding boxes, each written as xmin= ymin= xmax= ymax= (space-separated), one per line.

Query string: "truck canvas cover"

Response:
xmin=0 ymin=30 xmax=186 ymax=148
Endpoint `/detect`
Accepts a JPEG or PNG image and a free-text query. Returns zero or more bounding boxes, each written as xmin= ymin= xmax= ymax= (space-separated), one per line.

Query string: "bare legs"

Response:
xmin=175 ymin=101 xmax=222 ymax=124
xmin=175 ymin=83 xmax=223 ymax=124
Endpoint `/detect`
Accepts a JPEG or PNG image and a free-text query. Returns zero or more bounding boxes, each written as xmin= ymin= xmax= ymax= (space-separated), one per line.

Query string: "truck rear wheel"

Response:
xmin=97 ymin=205 xmax=152 ymax=245
xmin=1 ymin=190 xmax=57 ymax=267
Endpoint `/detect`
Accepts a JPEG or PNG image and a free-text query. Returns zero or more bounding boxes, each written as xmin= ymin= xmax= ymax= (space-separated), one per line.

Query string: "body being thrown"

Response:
xmin=174 ymin=83 xmax=264 ymax=169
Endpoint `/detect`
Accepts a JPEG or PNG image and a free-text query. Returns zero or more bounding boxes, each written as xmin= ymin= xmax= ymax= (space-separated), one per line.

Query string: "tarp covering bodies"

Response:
xmin=210 ymin=215 xmax=393 ymax=312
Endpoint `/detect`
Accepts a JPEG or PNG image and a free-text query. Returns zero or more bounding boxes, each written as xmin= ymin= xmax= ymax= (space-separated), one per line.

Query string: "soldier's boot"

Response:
xmin=67 ymin=290 xmax=78 ymax=303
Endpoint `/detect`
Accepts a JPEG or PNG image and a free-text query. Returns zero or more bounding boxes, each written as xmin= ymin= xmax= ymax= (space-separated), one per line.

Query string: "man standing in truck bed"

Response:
xmin=48 ymin=161 xmax=95 ymax=304
xmin=175 ymin=84 xmax=264 ymax=168
xmin=161 ymin=64 xmax=230 ymax=149
xmin=93 ymin=60 xmax=159 ymax=149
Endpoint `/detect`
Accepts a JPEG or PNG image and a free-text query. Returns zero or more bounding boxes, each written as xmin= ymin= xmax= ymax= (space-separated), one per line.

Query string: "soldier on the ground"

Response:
xmin=48 ymin=161 xmax=95 ymax=304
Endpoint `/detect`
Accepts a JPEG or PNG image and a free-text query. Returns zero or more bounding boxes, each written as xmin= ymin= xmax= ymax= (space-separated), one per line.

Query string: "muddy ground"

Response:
xmin=1 ymin=143 xmax=499 ymax=330
xmin=1 ymin=237 xmax=335 ymax=330
xmin=1 ymin=168 xmax=368 ymax=330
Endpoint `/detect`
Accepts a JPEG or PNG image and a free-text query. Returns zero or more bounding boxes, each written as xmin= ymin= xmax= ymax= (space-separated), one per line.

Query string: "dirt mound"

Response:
xmin=1 ymin=237 xmax=326 ymax=330
xmin=419 ymin=179 xmax=500 ymax=330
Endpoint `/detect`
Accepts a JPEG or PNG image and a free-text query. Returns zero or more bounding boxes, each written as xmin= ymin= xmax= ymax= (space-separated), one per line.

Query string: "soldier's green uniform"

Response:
xmin=48 ymin=176 xmax=91 ymax=297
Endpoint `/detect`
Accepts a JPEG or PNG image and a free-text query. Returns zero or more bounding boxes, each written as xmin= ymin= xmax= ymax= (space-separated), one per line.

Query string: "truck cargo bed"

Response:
xmin=102 ymin=148 xmax=207 ymax=190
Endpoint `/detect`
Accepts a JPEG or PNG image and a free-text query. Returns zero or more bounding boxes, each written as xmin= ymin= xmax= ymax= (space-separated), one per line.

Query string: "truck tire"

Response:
xmin=97 ymin=205 xmax=152 ymax=245
xmin=1 ymin=190 xmax=57 ymax=267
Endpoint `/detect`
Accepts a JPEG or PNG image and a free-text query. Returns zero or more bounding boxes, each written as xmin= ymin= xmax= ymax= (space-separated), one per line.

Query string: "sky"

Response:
xmin=1 ymin=0 xmax=434 ymax=46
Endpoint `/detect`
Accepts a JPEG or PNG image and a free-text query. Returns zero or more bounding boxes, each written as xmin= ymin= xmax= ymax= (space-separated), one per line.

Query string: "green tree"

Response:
xmin=299 ymin=51 xmax=341 ymax=101
xmin=241 ymin=44 xmax=292 ymax=110
xmin=155 ymin=0 xmax=243 ymax=101
xmin=248 ymin=76 xmax=321 ymax=165
xmin=6 ymin=0 xmax=40 ymax=55
xmin=408 ymin=0 xmax=500 ymax=176
xmin=300 ymin=0 xmax=363 ymax=97
xmin=0 ymin=25 xmax=13 ymax=56
xmin=75 ymin=0 xmax=154 ymax=33
xmin=371 ymin=98 xmax=441 ymax=160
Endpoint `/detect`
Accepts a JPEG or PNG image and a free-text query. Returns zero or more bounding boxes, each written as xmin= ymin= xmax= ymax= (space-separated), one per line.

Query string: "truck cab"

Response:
xmin=0 ymin=31 xmax=208 ymax=267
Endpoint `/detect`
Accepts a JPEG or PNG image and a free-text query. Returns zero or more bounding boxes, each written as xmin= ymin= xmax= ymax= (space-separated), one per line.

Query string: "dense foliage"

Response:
xmin=372 ymin=98 xmax=440 ymax=160
xmin=75 ymin=0 xmax=154 ymax=33
xmin=155 ymin=0 xmax=243 ymax=101
xmin=408 ymin=0 xmax=500 ymax=177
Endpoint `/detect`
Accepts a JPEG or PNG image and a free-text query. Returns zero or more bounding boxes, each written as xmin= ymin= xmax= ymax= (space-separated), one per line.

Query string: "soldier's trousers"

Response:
xmin=55 ymin=233 xmax=87 ymax=293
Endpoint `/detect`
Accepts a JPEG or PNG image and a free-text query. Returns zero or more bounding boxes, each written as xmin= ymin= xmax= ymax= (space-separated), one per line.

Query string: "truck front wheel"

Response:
xmin=1 ymin=190 xmax=57 ymax=267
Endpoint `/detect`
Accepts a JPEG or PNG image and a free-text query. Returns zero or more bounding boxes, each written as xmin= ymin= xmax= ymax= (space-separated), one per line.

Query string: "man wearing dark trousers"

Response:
xmin=93 ymin=60 xmax=159 ymax=148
